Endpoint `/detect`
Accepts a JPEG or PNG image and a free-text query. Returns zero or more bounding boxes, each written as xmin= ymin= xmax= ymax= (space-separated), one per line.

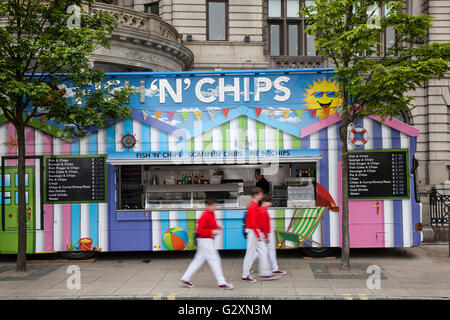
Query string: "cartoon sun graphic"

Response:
xmin=303 ymin=77 xmax=343 ymax=120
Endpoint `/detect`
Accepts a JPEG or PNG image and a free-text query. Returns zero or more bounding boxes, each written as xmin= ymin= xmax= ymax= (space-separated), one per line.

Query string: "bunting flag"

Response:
xmin=295 ymin=109 xmax=303 ymax=120
xmin=181 ymin=112 xmax=189 ymax=122
xmin=310 ymin=109 xmax=317 ymax=119
xmin=208 ymin=110 xmax=216 ymax=120
xmin=269 ymin=109 xmax=276 ymax=119
xmin=255 ymin=108 xmax=262 ymax=118
xmin=282 ymin=109 xmax=291 ymax=119
xmin=167 ymin=111 xmax=175 ymax=121
xmin=222 ymin=108 xmax=229 ymax=118
xmin=142 ymin=109 xmax=151 ymax=120
xmin=194 ymin=111 xmax=202 ymax=121
xmin=154 ymin=111 xmax=162 ymax=120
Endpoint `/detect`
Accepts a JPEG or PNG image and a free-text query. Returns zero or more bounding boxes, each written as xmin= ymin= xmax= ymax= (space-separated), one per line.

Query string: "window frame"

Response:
xmin=207 ymin=0 xmax=229 ymax=41
xmin=267 ymin=0 xmax=314 ymax=57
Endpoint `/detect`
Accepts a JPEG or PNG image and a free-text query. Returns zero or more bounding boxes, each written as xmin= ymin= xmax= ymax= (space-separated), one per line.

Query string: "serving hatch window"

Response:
xmin=116 ymin=162 xmax=318 ymax=211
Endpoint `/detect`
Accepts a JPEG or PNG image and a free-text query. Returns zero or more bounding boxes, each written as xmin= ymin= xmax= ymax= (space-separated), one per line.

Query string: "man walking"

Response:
xmin=242 ymin=187 xmax=280 ymax=282
xmin=180 ymin=197 xmax=233 ymax=289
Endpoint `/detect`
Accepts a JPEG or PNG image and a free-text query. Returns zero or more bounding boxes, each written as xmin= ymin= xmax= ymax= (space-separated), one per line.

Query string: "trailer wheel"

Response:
xmin=301 ymin=247 xmax=336 ymax=258
xmin=60 ymin=251 xmax=95 ymax=260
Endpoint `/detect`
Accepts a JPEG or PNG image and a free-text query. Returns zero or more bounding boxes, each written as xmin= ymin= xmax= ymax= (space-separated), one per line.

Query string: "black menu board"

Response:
xmin=348 ymin=150 xmax=409 ymax=199
xmin=45 ymin=156 xmax=106 ymax=203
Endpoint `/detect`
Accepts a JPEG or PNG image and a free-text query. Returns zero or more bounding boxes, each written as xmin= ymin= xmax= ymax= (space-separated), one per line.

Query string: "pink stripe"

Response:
xmin=25 ymin=126 xmax=35 ymax=166
xmin=7 ymin=123 xmax=17 ymax=166
xmin=44 ymin=204 xmax=54 ymax=251
xmin=300 ymin=113 xmax=340 ymax=138
xmin=368 ymin=115 xmax=419 ymax=137
xmin=62 ymin=204 xmax=72 ymax=251
xmin=43 ymin=133 xmax=53 ymax=155
xmin=43 ymin=134 xmax=53 ymax=250
xmin=61 ymin=140 xmax=71 ymax=155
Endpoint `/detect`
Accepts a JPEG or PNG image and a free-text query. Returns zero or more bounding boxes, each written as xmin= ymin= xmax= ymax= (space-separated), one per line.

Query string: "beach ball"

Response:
xmin=163 ymin=227 xmax=188 ymax=250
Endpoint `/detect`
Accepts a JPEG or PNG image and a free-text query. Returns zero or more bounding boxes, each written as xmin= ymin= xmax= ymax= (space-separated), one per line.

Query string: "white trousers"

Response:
xmin=250 ymin=230 xmax=279 ymax=272
xmin=242 ymin=229 xmax=271 ymax=278
xmin=181 ymin=238 xmax=226 ymax=285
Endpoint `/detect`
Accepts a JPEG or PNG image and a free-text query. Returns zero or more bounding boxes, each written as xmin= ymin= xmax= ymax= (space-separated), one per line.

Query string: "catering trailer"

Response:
xmin=0 ymin=69 xmax=422 ymax=258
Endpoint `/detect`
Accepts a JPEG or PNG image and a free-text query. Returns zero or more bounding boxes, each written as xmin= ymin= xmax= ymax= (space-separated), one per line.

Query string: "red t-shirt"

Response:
xmin=196 ymin=209 xmax=218 ymax=238
xmin=259 ymin=206 xmax=271 ymax=239
xmin=245 ymin=200 xmax=261 ymax=239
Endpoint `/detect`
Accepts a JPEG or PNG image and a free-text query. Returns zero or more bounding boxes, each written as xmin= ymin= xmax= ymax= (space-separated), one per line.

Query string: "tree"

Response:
xmin=301 ymin=0 xmax=450 ymax=269
xmin=0 ymin=0 xmax=133 ymax=272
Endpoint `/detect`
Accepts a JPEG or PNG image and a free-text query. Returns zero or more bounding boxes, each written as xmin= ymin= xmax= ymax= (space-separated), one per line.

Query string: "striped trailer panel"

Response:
xmin=0 ymin=112 xmax=421 ymax=252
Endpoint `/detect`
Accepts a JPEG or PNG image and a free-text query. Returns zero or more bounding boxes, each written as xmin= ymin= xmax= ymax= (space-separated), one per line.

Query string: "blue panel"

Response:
xmin=301 ymin=135 xmax=310 ymax=149
xmin=89 ymin=132 xmax=98 ymax=154
xmin=159 ymin=211 xmax=170 ymax=250
xmin=319 ymin=128 xmax=329 ymax=246
xmin=71 ymin=204 xmax=81 ymax=245
xmin=106 ymin=125 xmax=115 ymax=153
xmin=372 ymin=120 xmax=382 ymax=149
xmin=89 ymin=204 xmax=98 ymax=247
xmin=393 ymin=200 xmax=403 ymax=247
xmin=223 ymin=210 xmax=246 ymax=249
xmin=391 ymin=128 xmax=400 ymax=149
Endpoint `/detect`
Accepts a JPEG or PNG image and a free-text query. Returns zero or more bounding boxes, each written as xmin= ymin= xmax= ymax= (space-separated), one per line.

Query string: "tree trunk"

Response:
xmin=15 ymin=121 xmax=27 ymax=272
xmin=339 ymin=111 xmax=351 ymax=271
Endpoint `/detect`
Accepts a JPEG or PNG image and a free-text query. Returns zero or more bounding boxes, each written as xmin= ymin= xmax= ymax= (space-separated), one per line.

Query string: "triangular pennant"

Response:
xmin=269 ymin=109 xmax=276 ymax=119
xmin=167 ymin=111 xmax=175 ymax=121
xmin=310 ymin=109 xmax=317 ymax=119
xmin=181 ymin=112 xmax=189 ymax=122
xmin=194 ymin=111 xmax=202 ymax=121
xmin=282 ymin=109 xmax=291 ymax=119
xmin=255 ymin=108 xmax=262 ymax=118
xmin=222 ymin=108 xmax=229 ymax=118
xmin=295 ymin=109 xmax=303 ymax=120
xmin=208 ymin=110 xmax=216 ymax=120
xmin=142 ymin=110 xmax=150 ymax=120
xmin=154 ymin=111 xmax=162 ymax=120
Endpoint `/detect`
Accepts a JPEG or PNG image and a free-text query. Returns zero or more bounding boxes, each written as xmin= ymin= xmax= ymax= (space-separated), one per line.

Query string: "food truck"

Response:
xmin=0 ymin=69 xmax=422 ymax=258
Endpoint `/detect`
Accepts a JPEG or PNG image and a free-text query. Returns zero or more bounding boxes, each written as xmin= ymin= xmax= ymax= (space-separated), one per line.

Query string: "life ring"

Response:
xmin=349 ymin=125 xmax=369 ymax=147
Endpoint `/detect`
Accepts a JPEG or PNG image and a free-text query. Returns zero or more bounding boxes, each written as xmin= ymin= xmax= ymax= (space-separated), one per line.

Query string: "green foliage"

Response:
xmin=0 ymin=0 xmax=133 ymax=134
xmin=301 ymin=0 xmax=450 ymax=122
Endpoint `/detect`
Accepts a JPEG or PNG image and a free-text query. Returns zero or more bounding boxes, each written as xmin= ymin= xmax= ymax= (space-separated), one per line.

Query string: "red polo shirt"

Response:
xmin=259 ymin=206 xmax=270 ymax=239
xmin=196 ymin=209 xmax=218 ymax=238
xmin=245 ymin=200 xmax=261 ymax=239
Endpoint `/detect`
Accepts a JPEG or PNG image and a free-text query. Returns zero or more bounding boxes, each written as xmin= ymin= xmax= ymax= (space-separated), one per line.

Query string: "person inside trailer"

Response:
xmin=255 ymin=168 xmax=270 ymax=194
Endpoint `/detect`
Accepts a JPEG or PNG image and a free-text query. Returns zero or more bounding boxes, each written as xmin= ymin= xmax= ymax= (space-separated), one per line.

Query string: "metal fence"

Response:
xmin=430 ymin=187 xmax=449 ymax=226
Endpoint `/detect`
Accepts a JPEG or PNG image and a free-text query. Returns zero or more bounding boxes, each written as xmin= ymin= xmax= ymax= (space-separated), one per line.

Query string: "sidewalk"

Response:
xmin=0 ymin=244 xmax=449 ymax=300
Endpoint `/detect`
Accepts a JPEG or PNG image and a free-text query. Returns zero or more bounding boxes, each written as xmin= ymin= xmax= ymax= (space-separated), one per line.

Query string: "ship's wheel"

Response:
xmin=121 ymin=133 xmax=137 ymax=150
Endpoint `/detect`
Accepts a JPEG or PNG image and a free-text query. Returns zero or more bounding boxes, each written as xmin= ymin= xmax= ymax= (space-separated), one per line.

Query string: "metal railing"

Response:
xmin=430 ymin=187 xmax=449 ymax=226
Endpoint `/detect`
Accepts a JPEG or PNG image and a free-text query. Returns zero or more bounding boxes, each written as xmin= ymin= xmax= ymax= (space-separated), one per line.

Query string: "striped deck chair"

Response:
xmin=275 ymin=207 xmax=328 ymax=249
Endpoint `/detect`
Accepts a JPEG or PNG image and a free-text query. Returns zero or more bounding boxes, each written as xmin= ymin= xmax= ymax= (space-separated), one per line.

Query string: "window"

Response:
xmin=208 ymin=0 xmax=228 ymax=41
xmin=268 ymin=0 xmax=315 ymax=56
xmin=144 ymin=1 xmax=159 ymax=15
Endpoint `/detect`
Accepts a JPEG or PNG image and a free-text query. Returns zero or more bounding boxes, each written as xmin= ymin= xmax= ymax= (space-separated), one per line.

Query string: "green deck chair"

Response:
xmin=275 ymin=207 xmax=328 ymax=249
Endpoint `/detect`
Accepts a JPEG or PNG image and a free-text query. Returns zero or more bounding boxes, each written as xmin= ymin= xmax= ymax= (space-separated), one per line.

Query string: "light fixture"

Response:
xmin=244 ymin=35 xmax=250 ymax=42
xmin=186 ymin=34 xmax=193 ymax=41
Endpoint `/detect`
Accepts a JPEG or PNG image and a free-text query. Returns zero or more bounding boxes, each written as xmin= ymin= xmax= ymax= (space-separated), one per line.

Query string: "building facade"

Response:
xmin=28 ymin=0 xmax=450 ymax=241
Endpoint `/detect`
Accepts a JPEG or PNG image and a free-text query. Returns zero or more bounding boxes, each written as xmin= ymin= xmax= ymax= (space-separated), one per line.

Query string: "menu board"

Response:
xmin=348 ymin=150 xmax=409 ymax=199
xmin=45 ymin=156 xmax=106 ymax=203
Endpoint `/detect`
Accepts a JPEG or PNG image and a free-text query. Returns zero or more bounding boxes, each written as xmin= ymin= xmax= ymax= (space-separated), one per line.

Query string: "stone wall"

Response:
xmin=159 ymin=0 xmax=268 ymax=70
